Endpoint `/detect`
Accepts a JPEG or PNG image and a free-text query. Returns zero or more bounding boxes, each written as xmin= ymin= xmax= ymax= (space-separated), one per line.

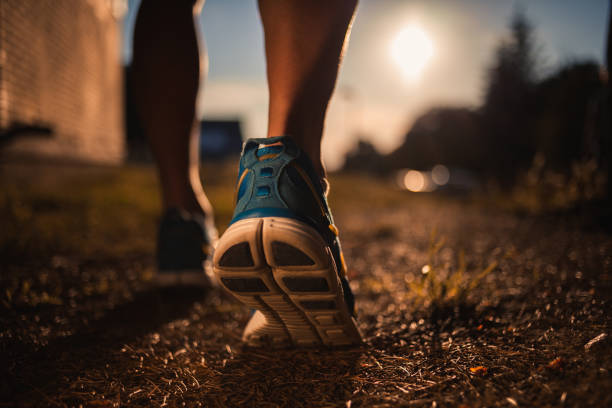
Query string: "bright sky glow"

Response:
xmin=391 ymin=25 xmax=434 ymax=82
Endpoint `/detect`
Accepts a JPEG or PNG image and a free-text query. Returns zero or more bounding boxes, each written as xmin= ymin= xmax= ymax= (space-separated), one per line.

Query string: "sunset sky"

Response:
xmin=124 ymin=0 xmax=610 ymax=170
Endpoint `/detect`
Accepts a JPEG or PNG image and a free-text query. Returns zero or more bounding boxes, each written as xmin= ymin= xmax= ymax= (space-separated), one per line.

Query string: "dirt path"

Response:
xmin=1 ymin=166 xmax=611 ymax=407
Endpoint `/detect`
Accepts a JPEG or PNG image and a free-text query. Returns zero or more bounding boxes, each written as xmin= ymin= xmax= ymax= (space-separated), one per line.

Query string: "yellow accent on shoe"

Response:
xmin=234 ymin=169 xmax=251 ymax=204
xmin=329 ymin=224 xmax=339 ymax=236
xmin=257 ymin=153 xmax=279 ymax=161
xmin=339 ymin=251 xmax=348 ymax=277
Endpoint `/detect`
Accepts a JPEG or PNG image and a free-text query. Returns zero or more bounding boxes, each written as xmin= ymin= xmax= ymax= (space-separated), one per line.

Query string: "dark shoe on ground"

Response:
xmin=213 ymin=136 xmax=362 ymax=347
xmin=155 ymin=208 xmax=218 ymax=287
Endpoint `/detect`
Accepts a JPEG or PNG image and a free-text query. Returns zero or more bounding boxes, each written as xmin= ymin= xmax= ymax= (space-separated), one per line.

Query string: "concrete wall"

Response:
xmin=0 ymin=0 xmax=125 ymax=164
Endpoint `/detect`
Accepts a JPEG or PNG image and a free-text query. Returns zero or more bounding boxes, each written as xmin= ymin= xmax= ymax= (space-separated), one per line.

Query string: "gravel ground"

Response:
xmin=1 ymin=164 xmax=611 ymax=407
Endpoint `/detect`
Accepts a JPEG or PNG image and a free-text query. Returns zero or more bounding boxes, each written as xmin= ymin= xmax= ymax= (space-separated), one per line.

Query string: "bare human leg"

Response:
xmin=131 ymin=0 xmax=212 ymax=220
xmin=258 ymin=0 xmax=358 ymax=179
xmin=132 ymin=0 xmax=217 ymax=285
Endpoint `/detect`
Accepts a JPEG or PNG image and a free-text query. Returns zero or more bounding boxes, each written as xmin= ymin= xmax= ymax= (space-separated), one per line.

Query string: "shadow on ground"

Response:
xmin=3 ymin=285 xmax=210 ymax=402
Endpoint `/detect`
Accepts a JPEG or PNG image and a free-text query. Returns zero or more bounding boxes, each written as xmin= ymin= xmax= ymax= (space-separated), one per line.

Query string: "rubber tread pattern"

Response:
xmin=271 ymin=241 xmax=315 ymax=266
xmin=218 ymin=242 xmax=253 ymax=267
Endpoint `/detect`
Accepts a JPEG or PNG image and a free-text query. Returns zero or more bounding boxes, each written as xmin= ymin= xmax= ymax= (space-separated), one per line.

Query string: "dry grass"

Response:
xmin=406 ymin=228 xmax=501 ymax=311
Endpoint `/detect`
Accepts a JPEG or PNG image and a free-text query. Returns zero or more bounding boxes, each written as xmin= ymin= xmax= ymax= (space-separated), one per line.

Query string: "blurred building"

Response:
xmin=199 ymin=119 xmax=243 ymax=159
xmin=0 ymin=0 xmax=125 ymax=163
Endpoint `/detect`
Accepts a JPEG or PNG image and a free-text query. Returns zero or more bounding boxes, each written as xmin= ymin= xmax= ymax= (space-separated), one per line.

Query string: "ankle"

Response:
xmin=266 ymin=134 xmax=325 ymax=178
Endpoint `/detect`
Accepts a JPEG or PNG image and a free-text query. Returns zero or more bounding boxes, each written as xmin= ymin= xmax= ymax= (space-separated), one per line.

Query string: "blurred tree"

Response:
xmin=342 ymin=138 xmax=387 ymax=175
xmin=385 ymin=107 xmax=483 ymax=172
xmin=481 ymin=9 xmax=540 ymax=185
xmin=533 ymin=62 xmax=603 ymax=170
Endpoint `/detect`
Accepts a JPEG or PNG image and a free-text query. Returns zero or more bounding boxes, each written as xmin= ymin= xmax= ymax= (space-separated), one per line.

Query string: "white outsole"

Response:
xmin=213 ymin=217 xmax=362 ymax=347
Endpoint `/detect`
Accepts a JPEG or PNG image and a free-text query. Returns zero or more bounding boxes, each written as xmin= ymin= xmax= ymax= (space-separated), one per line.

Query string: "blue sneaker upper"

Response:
xmin=231 ymin=136 xmax=355 ymax=314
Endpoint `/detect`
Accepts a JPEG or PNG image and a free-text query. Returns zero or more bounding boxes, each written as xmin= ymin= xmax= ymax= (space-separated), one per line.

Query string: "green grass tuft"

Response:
xmin=407 ymin=228 xmax=504 ymax=311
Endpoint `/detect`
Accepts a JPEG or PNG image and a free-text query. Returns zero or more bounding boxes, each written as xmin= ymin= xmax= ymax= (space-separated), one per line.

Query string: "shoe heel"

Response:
xmin=213 ymin=217 xmax=362 ymax=347
xmin=213 ymin=218 xmax=298 ymax=346
xmin=262 ymin=218 xmax=362 ymax=346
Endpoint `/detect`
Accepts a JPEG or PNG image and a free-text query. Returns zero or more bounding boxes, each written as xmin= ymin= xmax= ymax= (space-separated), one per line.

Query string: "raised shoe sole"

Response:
xmin=213 ymin=217 xmax=362 ymax=347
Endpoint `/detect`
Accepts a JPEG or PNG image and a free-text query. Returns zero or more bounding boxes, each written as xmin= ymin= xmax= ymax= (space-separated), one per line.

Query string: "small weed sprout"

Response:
xmin=407 ymin=229 xmax=500 ymax=310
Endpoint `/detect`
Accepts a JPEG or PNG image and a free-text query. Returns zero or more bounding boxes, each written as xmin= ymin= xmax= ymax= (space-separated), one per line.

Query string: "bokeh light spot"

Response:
xmin=404 ymin=170 xmax=426 ymax=192
xmin=432 ymin=164 xmax=450 ymax=185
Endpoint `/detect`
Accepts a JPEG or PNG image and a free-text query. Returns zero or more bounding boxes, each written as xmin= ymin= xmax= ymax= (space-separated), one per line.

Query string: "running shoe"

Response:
xmin=213 ymin=136 xmax=362 ymax=347
xmin=155 ymin=208 xmax=218 ymax=287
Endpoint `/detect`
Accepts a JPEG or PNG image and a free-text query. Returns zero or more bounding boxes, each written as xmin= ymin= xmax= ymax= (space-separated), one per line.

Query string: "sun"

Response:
xmin=391 ymin=25 xmax=434 ymax=82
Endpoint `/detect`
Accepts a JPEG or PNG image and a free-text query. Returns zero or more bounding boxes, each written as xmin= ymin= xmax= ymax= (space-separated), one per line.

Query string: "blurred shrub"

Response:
xmin=506 ymin=154 xmax=607 ymax=213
